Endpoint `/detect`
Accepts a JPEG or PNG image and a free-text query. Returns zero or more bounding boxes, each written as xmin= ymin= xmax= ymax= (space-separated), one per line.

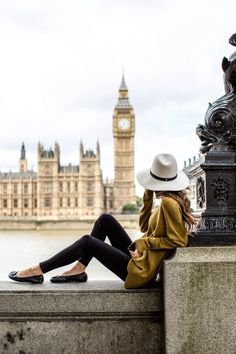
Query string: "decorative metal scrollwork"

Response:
xmin=196 ymin=176 xmax=205 ymax=209
xmin=211 ymin=177 xmax=230 ymax=204
xmin=198 ymin=216 xmax=236 ymax=233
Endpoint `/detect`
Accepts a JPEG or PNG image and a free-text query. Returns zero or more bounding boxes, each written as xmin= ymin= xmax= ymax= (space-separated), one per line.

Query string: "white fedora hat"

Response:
xmin=136 ymin=153 xmax=189 ymax=191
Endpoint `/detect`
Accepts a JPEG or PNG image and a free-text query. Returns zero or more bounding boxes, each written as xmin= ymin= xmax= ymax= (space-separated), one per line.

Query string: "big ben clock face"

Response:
xmin=118 ymin=118 xmax=130 ymax=130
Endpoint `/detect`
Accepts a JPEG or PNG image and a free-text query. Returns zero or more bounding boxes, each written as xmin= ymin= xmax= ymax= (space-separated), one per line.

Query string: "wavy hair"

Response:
xmin=155 ymin=190 xmax=198 ymax=233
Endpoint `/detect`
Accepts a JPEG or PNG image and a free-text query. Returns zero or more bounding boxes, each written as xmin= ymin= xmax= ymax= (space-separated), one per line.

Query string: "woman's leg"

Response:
xmin=40 ymin=235 xmax=130 ymax=281
xmin=58 ymin=213 xmax=133 ymax=275
xmin=90 ymin=213 xmax=132 ymax=251
xmin=16 ymin=214 xmax=132 ymax=279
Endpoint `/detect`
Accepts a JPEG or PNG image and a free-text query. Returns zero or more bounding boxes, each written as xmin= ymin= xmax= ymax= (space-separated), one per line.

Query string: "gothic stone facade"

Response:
xmin=0 ymin=77 xmax=136 ymax=219
xmin=183 ymin=154 xmax=206 ymax=213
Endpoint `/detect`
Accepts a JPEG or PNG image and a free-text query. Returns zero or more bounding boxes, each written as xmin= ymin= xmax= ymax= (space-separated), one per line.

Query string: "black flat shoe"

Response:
xmin=8 ymin=271 xmax=44 ymax=284
xmin=50 ymin=272 xmax=88 ymax=283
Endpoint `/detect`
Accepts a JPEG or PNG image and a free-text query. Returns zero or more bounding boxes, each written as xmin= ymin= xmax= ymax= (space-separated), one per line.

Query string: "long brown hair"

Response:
xmin=155 ymin=190 xmax=198 ymax=233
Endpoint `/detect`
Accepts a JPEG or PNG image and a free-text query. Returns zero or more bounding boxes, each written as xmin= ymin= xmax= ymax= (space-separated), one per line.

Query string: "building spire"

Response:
xmin=20 ymin=142 xmax=26 ymax=160
xmin=80 ymin=140 xmax=84 ymax=158
xmin=116 ymin=73 xmax=132 ymax=108
xmin=19 ymin=142 xmax=27 ymax=172
xmin=96 ymin=140 xmax=100 ymax=159
xmin=119 ymin=72 xmax=128 ymax=91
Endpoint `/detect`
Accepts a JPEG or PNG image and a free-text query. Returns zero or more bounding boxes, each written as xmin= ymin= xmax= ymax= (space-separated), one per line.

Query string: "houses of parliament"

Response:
xmin=0 ymin=76 xmax=136 ymax=219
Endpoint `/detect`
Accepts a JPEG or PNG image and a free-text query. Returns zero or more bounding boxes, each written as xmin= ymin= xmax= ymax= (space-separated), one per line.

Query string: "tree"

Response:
xmin=122 ymin=203 xmax=139 ymax=214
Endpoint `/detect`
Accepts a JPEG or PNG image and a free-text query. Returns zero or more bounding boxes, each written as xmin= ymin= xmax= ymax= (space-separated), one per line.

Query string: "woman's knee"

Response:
xmin=96 ymin=213 xmax=114 ymax=224
xmin=75 ymin=235 xmax=91 ymax=246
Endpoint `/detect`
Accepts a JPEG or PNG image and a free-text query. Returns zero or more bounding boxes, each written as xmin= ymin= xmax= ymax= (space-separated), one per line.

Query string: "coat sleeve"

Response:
xmin=138 ymin=189 xmax=154 ymax=233
xmin=145 ymin=198 xmax=188 ymax=249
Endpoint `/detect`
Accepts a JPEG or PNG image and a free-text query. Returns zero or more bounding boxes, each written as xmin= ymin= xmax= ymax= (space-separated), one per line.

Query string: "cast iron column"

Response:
xmin=191 ymin=33 xmax=236 ymax=245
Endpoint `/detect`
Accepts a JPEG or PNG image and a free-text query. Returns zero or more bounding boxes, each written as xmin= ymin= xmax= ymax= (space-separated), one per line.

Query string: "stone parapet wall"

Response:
xmin=0 ymin=214 xmax=139 ymax=230
xmin=0 ymin=281 xmax=163 ymax=354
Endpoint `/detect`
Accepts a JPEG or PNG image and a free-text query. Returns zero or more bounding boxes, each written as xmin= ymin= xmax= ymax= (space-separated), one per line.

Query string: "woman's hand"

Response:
xmin=129 ymin=249 xmax=139 ymax=258
xmin=144 ymin=188 xmax=153 ymax=194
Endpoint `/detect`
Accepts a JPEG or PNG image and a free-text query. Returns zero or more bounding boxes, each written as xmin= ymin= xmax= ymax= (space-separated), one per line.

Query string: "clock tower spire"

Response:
xmin=113 ymin=75 xmax=136 ymax=212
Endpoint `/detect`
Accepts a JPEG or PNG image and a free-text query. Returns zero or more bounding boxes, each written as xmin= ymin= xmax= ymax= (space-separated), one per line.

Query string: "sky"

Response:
xmin=0 ymin=0 xmax=235 ymax=196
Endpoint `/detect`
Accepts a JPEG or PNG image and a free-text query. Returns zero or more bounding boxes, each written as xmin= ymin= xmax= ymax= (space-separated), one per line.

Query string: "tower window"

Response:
xmin=34 ymin=199 xmax=37 ymax=208
xmin=45 ymin=164 xmax=51 ymax=175
xmin=87 ymin=197 xmax=93 ymax=207
xmin=74 ymin=182 xmax=78 ymax=192
xmin=3 ymin=184 xmax=7 ymax=194
xmin=3 ymin=199 xmax=7 ymax=208
xmin=60 ymin=198 xmax=63 ymax=207
xmin=75 ymin=197 xmax=78 ymax=207
xmin=13 ymin=199 xmax=18 ymax=208
xmin=23 ymin=183 xmax=28 ymax=194
xmin=59 ymin=182 xmax=63 ymax=192
xmin=44 ymin=198 xmax=51 ymax=208
xmin=24 ymin=198 xmax=28 ymax=208
xmin=87 ymin=181 xmax=93 ymax=192
xmin=67 ymin=198 xmax=70 ymax=207
xmin=44 ymin=182 xmax=51 ymax=194
xmin=67 ymin=182 xmax=70 ymax=192
xmin=13 ymin=184 xmax=18 ymax=194
xmin=87 ymin=164 xmax=92 ymax=173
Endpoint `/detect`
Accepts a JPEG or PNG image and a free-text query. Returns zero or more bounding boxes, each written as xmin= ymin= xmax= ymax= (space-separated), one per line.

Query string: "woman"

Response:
xmin=8 ymin=153 xmax=196 ymax=289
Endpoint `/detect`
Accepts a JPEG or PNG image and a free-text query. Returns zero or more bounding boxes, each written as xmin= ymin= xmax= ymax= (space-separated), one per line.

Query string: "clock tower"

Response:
xmin=113 ymin=75 xmax=136 ymax=212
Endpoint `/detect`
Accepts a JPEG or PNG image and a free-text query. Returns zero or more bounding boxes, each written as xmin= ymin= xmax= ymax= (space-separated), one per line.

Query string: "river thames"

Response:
xmin=0 ymin=228 xmax=141 ymax=281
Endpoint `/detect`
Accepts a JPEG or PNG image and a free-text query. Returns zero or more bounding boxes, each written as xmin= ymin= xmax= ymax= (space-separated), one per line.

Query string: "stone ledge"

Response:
xmin=0 ymin=280 xmax=162 ymax=318
xmin=166 ymin=246 xmax=236 ymax=262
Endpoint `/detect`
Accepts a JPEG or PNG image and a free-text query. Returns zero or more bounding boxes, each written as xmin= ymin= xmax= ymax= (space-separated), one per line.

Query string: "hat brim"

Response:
xmin=136 ymin=168 xmax=189 ymax=191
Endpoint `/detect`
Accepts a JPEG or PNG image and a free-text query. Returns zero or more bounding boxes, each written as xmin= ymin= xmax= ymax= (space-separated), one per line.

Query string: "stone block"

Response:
xmin=164 ymin=247 xmax=236 ymax=354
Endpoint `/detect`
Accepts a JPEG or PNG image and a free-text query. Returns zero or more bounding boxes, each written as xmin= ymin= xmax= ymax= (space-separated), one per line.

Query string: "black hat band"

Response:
xmin=150 ymin=170 xmax=178 ymax=182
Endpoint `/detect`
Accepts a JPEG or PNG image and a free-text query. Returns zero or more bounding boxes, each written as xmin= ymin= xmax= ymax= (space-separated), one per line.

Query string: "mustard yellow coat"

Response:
xmin=124 ymin=190 xmax=188 ymax=289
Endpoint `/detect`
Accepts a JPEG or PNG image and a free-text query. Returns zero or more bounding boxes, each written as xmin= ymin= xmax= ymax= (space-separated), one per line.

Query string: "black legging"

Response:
xmin=39 ymin=214 xmax=132 ymax=281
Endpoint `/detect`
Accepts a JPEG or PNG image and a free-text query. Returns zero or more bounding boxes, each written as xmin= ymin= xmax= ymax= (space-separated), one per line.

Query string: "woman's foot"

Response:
xmin=8 ymin=271 xmax=44 ymax=284
xmin=16 ymin=265 xmax=43 ymax=278
xmin=50 ymin=261 xmax=87 ymax=283
xmin=60 ymin=261 xmax=86 ymax=277
xmin=50 ymin=272 xmax=87 ymax=283
xmin=8 ymin=265 xmax=44 ymax=284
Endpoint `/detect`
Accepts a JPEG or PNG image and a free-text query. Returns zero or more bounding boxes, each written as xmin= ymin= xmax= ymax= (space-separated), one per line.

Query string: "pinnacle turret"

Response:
xmin=19 ymin=142 xmax=27 ymax=172
xmin=20 ymin=142 xmax=26 ymax=160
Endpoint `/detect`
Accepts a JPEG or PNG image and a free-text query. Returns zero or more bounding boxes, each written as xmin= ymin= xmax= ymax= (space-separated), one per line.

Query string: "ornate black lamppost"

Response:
xmin=191 ymin=33 xmax=236 ymax=245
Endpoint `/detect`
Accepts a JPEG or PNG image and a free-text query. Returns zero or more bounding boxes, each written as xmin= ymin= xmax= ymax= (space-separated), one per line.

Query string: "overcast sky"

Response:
xmin=0 ymin=0 xmax=235 ymax=195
